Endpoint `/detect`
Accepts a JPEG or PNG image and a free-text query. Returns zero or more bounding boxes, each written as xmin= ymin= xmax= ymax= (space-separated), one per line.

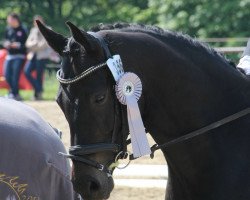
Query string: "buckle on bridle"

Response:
xmin=98 ymin=164 xmax=105 ymax=171
xmin=98 ymin=164 xmax=112 ymax=177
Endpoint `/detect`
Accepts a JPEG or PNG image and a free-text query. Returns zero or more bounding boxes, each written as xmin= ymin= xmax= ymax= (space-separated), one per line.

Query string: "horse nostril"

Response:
xmin=73 ymin=176 xmax=113 ymax=200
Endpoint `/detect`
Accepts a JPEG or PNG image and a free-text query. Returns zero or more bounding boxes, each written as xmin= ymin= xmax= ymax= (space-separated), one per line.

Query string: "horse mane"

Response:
xmin=90 ymin=23 xmax=235 ymax=68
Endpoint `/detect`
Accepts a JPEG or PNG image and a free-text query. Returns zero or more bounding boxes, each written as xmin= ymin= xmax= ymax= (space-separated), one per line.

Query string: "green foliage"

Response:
xmin=0 ymin=0 xmax=249 ymax=39
xmin=0 ymin=0 xmax=248 ymax=100
xmin=150 ymin=0 xmax=250 ymax=38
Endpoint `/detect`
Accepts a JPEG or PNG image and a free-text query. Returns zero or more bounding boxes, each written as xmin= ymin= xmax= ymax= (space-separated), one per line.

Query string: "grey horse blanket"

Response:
xmin=0 ymin=98 xmax=74 ymax=200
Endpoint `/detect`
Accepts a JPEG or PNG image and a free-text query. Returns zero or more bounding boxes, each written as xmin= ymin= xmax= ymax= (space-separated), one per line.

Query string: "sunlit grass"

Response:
xmin=0 ymin=71 xmax=59 ymax=101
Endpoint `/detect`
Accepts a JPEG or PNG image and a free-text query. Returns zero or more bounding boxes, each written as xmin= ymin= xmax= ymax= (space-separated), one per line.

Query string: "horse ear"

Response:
xmin=36 ymin=20 xmax=67 ymax=55
xmin=66 ymin=21 xmax=99 ymax=53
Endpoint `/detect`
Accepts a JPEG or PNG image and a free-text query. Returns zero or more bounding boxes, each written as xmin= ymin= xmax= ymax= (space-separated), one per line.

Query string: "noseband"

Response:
xmin=58 ymin=32 xmax=250 ymax=177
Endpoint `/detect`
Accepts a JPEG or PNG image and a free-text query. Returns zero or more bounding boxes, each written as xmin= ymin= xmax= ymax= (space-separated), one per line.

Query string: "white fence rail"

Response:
xmin=215 ymin=46 xmax=245 ymax=54
xmin=113 ymin=164 xmax=168 ymax=188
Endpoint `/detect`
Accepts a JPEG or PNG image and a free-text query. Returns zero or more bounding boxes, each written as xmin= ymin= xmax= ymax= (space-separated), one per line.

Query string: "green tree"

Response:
xmin=0 ymin=0 xmax=249 ymax=39
xmin=151 ymin=0 xmax=250 ymax=38
xmin=0 ymin=0 xmax=157 ymax=36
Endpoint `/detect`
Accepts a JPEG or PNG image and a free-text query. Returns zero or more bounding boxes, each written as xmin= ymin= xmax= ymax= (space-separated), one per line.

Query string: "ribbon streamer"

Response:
xmin=116 ymin=72 xmax=151 ymax=158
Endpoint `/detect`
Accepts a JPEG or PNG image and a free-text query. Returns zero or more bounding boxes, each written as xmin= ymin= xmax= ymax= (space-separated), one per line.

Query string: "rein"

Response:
xmin=148 ymin=107 xmax=250 ymax=159
xmin=58 ymin=32 xmax=250 ymax=176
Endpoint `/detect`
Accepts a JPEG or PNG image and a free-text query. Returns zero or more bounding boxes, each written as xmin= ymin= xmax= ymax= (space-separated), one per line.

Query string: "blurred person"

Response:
xmin=24 ymin=15 xmax=51 ymax=100
xmin=237 ymin=39 xmax=250 ymax=76
xmin=0 ymin=98 xmax=75 ymax=199
xmin=3 ymin=13 xmax=27 ymax=101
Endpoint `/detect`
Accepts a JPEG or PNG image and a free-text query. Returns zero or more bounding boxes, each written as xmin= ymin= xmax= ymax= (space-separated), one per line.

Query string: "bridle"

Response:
xmin=58 ymin=32 xmax=130 ymax=177
xmin=58 ymin=32 xmax=250 ymax=177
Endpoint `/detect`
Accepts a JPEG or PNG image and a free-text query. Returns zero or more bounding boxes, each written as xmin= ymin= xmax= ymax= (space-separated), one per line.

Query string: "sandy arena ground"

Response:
xmin=26 ymin=101 xmax=167 ymax=200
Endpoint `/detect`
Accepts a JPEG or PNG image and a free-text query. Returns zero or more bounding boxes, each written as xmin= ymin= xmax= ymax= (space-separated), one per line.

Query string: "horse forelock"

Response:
xmin=60 ymin=37 xmax=86 ymax=78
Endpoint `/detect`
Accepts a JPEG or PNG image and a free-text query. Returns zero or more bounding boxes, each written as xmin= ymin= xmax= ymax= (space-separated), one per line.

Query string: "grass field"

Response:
xmin=0 ymin=71 xmax=59 ymax=100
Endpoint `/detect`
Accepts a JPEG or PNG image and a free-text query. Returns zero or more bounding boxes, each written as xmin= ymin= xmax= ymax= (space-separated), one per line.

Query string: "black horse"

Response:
xmin=37 ymin=21 xmax=250 ymax=200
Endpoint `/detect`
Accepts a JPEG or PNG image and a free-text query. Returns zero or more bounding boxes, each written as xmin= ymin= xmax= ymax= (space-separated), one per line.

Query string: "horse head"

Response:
xmin=37 ymin=20 xmax=130 ymax=200
xmin=37 ymin=19 xmax=250 ymax=200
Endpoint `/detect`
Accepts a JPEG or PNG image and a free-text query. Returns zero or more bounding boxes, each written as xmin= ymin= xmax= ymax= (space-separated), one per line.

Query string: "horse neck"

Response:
xmin=108 ymin=30 xmax=249 ymax=140
xmin=108 ymin=30 xmax=250 ymax=199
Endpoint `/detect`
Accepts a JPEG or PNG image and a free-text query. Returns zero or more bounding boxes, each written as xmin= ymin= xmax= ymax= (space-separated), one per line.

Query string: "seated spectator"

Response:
xmin=3 ymin=13 xmax=27 ymax=101
xmin=24 ymin=15 xmax=51 ymax=100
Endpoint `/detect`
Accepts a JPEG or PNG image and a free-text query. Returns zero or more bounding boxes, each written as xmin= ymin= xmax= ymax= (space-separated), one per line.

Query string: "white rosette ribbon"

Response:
xmin=116 ymin=72 xmax=151 ymax=158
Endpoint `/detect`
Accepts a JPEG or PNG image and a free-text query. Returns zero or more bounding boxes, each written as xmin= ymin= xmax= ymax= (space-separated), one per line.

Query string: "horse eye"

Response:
xmin=95 ymin=95 xmax=105 ymax=104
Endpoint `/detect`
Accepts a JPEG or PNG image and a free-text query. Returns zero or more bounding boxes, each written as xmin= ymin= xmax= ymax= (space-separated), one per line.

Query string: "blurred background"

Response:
xmin=0 ymin=0 xmax=248 ymax=101
xmin=0 ymin=0 xmax=249 ymax=110
xmin=0 ymin=1 xmax=249 ymax=199
xmin=0 ymin=0 xmax=249 ymax=38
